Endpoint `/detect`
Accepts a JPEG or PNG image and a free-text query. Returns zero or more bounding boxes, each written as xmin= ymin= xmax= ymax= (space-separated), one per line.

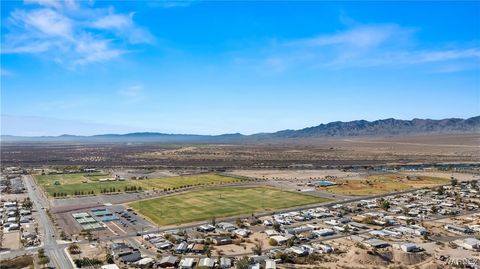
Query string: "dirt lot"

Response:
xmin=229 ymin=169 xmax=359 ymax=180
xmin=2 ymin=231 xmax=20 ymax=250
xmin=214 ymin=233 xmax=270 ymax=256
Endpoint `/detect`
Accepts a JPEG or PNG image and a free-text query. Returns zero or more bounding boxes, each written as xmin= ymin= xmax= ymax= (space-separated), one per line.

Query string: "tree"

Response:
xmin=362 ymin=216 xmax=376 ymax=225
xmin=377 ymin=198 xmax=390 ymax=211
xmin=252 ymin=240 xmax=263 ymax=255
xmin=272 ymin=222 xmax=281 ymax=232
xmin=269 ymin=238 xmax=278 ymax=246
xmin=235 ymin=218 xmax=243 ymax=228
xmin=235 ymin=257 xmax=254 ymax=269
xmin=38 ymin=248 xmax=50 ymax=268
xmin=204 ymin=244 xmax=212 ymax=257
xmin=105 ymin=253 xmax=114 ymax=264
xmin=437 ymin=186 xmax=445 ymax=195
xmin=286 ymin=236 xmax=296 ymax=247
xmin=0 ymin=230 xmax=3 ymax=249
xmin=470 ymin=180 xmax=478 ymax=190
xmin=68 ymin=243 xmax=81 ymax=254
xmin=22 ymin=198 xmax=33 ymax=209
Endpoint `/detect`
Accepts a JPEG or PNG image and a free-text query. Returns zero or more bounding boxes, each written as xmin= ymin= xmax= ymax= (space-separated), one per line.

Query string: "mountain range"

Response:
xmin=2 ymin=116 xmax=479 ymax=143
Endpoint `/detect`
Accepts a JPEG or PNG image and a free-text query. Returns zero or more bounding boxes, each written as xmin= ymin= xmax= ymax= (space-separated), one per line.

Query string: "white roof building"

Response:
xmin=101 ymin=265 xmax=120 ymax=269
xmin=265 ymin=260 xmax=276 ymax=269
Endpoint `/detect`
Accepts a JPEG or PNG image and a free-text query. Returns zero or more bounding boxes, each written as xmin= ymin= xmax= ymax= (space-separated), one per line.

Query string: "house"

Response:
xmin=136 ymin=257 xmax=154 ymax=267
xmin=8 ymin=223 xmax=20 ymax=231
xmin=313 ymin=243 xmax=333 ymax=253
xmin=179 ymin=258 xmax=195 ymax=269
xmin=118 ymin=251 xmax=141 ymax=264
xmin=263 ymin=220 xmax=273 ymax=226
xmin=175 ymin=242 xmax=188 ymax=253
xmin=286 ymin=225 xmax=313 ymax=235
xmin=219 ymin=257 xmax=232 ymax=269
xmin=157 ymin=256 xmax=177 ymax=268
xmin=213 ymin=236 xmax=232 ymax=245
xmin=20 ymin=216 xmax=31 ymax=223
xmin=313 ymin=228 xmax=335 ymax=237
xmin=270 ymin=235 xmax=288 ymax=245
xmin=217 ymin=222 xmax=237 ymax=232
xmin=101 ymin=265 xmax=120 ymax=269
xmin=457 ymin=238 xmax=480 ymax=250
xmin=400 ymin=243 xmax=417 ymax=253
xmin=265 ymin=230 xmax=279 ymax=237
xmin=234 ymin=229 xmax=250 ymax=238
xmin=363 ymin=238 xmax=390 ymax=248
xmin=197 ymin=224 xmax=215 ymax=232
xmin=198 ymin=258 xmax=215 ymax=268
xmin=20 ymin=209 xmax=31 ymax=216
xmin=251 ymin=255 xmax=269 ymax=264
xmin=154 ymin=241 xmax=173 ymax=250
xmin=265 ymin=260 xmax=276 ymax=269
xmin=287 ymin=246 xmax=307 ymax=256
xmin=301 ymin=244 xmax=315 ymax=254
xmin=444 ymin=224 xmax=472 ymax=234
xmin=110 ymin=242 xmax=141 ymax=264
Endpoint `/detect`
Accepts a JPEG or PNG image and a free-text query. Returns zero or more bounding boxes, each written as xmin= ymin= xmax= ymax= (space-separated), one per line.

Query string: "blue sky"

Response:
xmin=1 ymin=1 xmax=479 ymax=136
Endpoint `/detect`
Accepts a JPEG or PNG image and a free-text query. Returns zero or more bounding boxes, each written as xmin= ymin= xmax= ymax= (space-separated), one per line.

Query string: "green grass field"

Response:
xmin=35 ymin=173 xmax=244 ymax=197
xmin=323 ymin=174 xmax=450 ymax=196
xmin=128 ymin=187 xmax=331 ymax=226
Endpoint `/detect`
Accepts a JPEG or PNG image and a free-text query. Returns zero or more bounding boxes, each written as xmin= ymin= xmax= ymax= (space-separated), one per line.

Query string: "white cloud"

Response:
xmin=1 ymin=68 xmax=13 ymax=76
xmin=119 ymin=85 xmax=145 ymax=102
xmin=146 ymin=1 xmax=195 ymax=8
xmin=24 ymin=0 xmax=63 ymax=9
xmin=290 ymin=25 xmax=401 ymax=48
xmin=10 ymin=8 xmax=73 ymax=38
xmin=90 ymin=12 xmax=154 ymax=44
xmin=1 ymin=0 xmax=153 ymax=67
xmin=236 ymin=23 xmax=480 ymax=73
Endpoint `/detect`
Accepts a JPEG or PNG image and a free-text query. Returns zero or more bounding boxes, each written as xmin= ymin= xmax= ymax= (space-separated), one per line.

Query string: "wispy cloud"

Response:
xmin=2 ymin=0 xmax=153 ymax=67
xmin=119 ymin=85 xmax=145 ymax=102
xmin=289 ymin=25 xmax=404 ymax=48
xmin=235 ymin=22 xmax=480 ymax=73
xmin=146 ymin=1 xmax=197 ymax=9
xmin=0 ymin=68 xmax=13 ymax=76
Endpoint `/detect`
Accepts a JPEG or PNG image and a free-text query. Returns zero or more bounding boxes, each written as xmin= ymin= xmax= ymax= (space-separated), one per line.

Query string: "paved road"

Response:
xmin=23 ymin=175 xmax=74 ymax=269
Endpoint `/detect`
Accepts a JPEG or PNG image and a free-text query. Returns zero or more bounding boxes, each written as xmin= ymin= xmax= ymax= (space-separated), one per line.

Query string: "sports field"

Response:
xmin=35 ymin=173 xmax=244 ymax=197
xmin=128 ymin=187 xmax=331 ymax=226
xmin=323 ymin=174 xmax=450 ymax=196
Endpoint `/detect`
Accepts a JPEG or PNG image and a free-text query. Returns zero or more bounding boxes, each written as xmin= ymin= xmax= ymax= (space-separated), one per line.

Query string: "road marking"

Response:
xmin=109 ymin=221 xmax=126 ymax=234
xmin=104 ymin=223 xmax=118 ymax=235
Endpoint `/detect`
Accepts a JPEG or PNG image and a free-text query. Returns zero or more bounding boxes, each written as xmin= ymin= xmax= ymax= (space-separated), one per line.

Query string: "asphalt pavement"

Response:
xmin=23 ymin=175 xmax=74 ymax=269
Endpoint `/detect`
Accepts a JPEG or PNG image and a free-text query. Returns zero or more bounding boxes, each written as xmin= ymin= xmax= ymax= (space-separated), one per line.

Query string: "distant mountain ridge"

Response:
xmin=2 ymin=116 xmax=479 ymax=142
xmin=264 ymin=116 xmax=480 ymax=138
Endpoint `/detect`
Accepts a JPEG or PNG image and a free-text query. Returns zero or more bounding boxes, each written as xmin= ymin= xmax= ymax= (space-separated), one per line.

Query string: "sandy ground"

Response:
xmin=400 ymin=171 xmax=480 ymax=181
xmin=229 ymin=169 xmax=359 ymax=180
xmin=1 ymin=193 xmax=28 ymax=201
xmin=74 ymin=242 xmax=107 ymax=261
xmin=3 ymin=231 xmax=20 ymax=250
xmin=110 ymin=169 xmax=178 ymax=179
xmin=214 ymin=233 xmax=270 ymax=256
